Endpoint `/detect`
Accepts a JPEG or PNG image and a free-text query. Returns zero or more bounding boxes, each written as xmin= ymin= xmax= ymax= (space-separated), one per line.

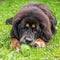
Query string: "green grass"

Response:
xmin=0 ymin=0 xmax=60 ymax=60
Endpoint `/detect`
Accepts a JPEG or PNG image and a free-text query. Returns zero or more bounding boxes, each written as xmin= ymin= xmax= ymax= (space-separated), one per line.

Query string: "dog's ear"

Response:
xmin=40 ymin=23 xmax=52 ymax=42
xmin=10 ymin=22 xmax=19 ymax=40
xmin=6 ymin=17 xmax=13 ymax=25
xmin=10 ymin=18 xmax=22 ymax=40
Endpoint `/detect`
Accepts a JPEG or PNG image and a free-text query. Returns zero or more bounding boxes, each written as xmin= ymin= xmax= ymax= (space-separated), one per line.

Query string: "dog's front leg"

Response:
xmin=10 ymin=38 xmax=20 ymax=52
xmin=34 ymin=38 xmax=46 ymax=48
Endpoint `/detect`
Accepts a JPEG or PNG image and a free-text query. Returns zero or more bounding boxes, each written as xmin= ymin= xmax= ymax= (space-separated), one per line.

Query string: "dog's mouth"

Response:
xmin=20 ymin=34 xmax=35 ymax=46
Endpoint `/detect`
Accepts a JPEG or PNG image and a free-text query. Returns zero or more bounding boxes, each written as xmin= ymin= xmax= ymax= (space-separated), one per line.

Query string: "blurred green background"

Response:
xmin=0 ymin=0 xmax=60 ymax=60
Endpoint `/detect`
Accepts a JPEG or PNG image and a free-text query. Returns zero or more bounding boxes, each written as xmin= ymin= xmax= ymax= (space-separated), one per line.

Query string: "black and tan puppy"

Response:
xmin=6 ymin=2 xmax=57 ymax=51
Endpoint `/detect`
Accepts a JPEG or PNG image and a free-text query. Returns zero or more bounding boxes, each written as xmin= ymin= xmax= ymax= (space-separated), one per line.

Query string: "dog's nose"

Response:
xmin=25 ymin=37 xmax=32 ymax=43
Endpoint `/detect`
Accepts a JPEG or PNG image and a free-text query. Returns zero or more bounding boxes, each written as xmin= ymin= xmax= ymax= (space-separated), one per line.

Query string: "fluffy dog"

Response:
xmin=6 ymin=2 xmax=57 ymax=51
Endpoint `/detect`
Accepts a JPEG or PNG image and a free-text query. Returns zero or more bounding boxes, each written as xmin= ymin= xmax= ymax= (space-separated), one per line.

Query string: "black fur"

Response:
xmin=6 ymin=2 xmax=57 ymax=44
xmin=6 ymin=17 xmax=13 ymax=24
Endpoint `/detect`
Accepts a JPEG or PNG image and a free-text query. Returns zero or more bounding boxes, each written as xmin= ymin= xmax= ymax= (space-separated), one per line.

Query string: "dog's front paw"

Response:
xmin=10 ymin=38 xmax=20 ymax=52
xmin=34 ymin=38 xmax=46 ymax=48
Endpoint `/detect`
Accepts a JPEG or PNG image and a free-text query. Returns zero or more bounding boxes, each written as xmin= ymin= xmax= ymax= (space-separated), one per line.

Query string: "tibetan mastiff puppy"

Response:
xmin=6 ymin=2 xmax=57 ymax=51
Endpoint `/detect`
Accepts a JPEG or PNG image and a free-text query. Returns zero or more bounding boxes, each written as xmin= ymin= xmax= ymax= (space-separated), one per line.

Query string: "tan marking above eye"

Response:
xmin=32 ymin=24 xmax=36 ymax=28
xmin=25 ymin=23 xmax=29 ymax=28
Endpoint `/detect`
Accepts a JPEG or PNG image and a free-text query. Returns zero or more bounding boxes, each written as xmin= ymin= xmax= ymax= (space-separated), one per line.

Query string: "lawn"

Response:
xmin=0 ymin=0 xmax=60 ymax=60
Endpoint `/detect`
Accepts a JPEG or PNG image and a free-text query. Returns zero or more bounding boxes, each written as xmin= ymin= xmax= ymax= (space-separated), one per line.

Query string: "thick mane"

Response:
xmin=13 ymin=6 xmax=50 ymax=25
xmin=6 ymin=2 xmax=56 ymax=41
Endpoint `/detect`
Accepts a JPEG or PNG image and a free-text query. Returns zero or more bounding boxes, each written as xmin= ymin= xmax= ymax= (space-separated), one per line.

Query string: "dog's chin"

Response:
xmin=29 ymin=41 xmax=36 ymax=46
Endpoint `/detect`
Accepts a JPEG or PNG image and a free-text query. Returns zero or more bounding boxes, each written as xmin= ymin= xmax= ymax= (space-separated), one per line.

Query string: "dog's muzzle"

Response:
xmin=20 ymin=32 xmax=35 ymax=45
xmin=25 ymin=36 xmax=33 ymax=43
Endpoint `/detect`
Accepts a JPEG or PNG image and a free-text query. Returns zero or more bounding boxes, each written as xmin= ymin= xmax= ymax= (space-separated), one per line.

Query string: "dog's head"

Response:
xmin=10 ymin=2 xmax=56 ymax=45
xmin=12 ymin=10 xmax=52 ymax=45
xmin=18 ymin=17 xmax=42 ymax=45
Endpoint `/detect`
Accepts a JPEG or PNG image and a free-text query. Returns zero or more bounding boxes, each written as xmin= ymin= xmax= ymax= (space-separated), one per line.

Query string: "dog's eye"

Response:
xmin=32 ymin=24 xmax=36 ymax=28
xmin=25 ymin=23 xmax=29 ymax=28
